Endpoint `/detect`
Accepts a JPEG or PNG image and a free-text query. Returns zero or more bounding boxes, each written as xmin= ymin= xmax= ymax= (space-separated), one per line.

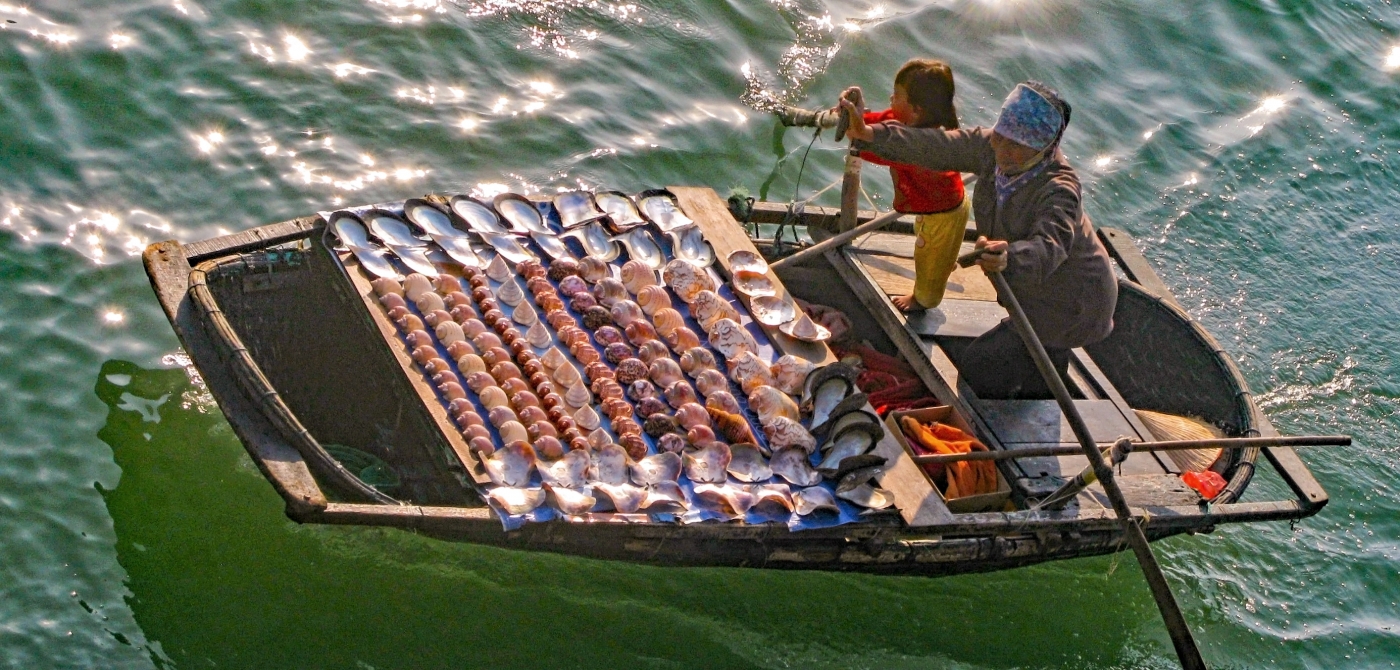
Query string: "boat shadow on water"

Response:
xmin=94 ymin=359 xmax=1178 ymax=670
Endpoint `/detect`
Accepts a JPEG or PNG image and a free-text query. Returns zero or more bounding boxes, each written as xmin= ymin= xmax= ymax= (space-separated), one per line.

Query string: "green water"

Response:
xmin=3 ymin=0 xmax=1398 ymax=667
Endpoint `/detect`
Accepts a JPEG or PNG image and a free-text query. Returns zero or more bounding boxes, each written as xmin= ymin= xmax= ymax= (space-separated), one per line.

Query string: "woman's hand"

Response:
xmin=975 ymin=236 xmax=1008 ymax=273
xmin=837 ymin=87 xmax=873 ymax=142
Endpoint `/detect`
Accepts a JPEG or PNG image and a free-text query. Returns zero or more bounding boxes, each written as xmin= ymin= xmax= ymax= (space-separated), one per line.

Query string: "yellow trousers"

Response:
xmin=912 ymin=197 xmax=971 ymax=309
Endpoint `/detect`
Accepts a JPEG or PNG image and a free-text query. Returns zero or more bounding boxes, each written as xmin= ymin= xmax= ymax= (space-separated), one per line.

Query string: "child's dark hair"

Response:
xmin=895 ymin=59 xmax=958 ymax=130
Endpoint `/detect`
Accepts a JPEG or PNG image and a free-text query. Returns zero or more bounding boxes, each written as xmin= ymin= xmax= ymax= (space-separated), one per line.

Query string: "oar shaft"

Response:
xmin=988 ymin=270 xmax=1207 ymax=670
xmin=910 ymin=435 xmax=1351 ymax=465
xmin=769 ymin=208 xmax=904 ymax=271
xmin=838 ymin=147 xmax=862 ymax=232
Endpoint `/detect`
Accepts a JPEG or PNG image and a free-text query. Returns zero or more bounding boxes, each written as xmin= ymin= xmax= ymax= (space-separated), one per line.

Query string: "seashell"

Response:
xmin=770 ymin=355 xmax=816 ymax=396
xmin=480 ymin=296 xmax=502 ymax=314
xmin=380 ymin=293 xmax=407 ymax=313
xmin=687 ymin=425 xmax=717 ymax=446
xmin=771 ymin=446 xmax=822 ymax=487
xmin=589 ymin=444 xmax=630 ymax=485
xmin=628 ymin=379 xmax=657 ymax=401
xmin=604 ymin=342 xmax=635 ymax=365
xmin=546 ymin=309 xmax=576 ymax=331
xmin=705 ymin=391 xmax=744 ymax=416
xmin=602 ymin=397 xmax=633 ymax=421
xmin=537 ymin=293 xmax=565 ymax=313
xmin=727 ymin=351 xmax=776 ymax=395
xmin=372 ymin=277 xmax=405 ymax=298
xmin=764 ymin=416 xmax=816 ymax=454
xmin=593 ymin=325 xmax=626 ymax=347
xmin=495 ymin=278 xmax=524 ymax=306
xmin=520 ymin=406 xmax=549 ymax=426
xmin=567 ymin=435 xmax=589 ymax=453
xmin=792 ymin=486 xmax=841 ymax=515
xmin=479 ymin=386 xmax=510 ymax=410
xmin=779 ymin=312 xmax=831 ymax=342
xmin=571 ymin=343 xmax=601 ymax=365
xmin=559 ymin=327 xmax=590 ymax=348
xmin=564 ymin=382 xmax=592 ymax=409
xmin=446 ymin=340 xmax=476 ymax=361
xmin=488 ymin=487 xmax=547 ymax=515
xmin=432 ymin=370 xmax=459 ymax=388
xmin=448 ymin=397 xmax=477 ymax=419
xmin=655 ymin=433 xmax=687 ymax=454
xmin=591 ymin=378 xmax=624 ymax=401
xmin=643 ymin=413 xmax=682 ymax=438
xmin=484 ymin=442 xmax=536 ymax=487
xmin=727 ymin=444 xmax=773 ymax=483
xmin=424 ymin=309 xmax=455 ymax=329
xmin=525 ymin=321 xmax=552 ymax=348
xmin=637 ymin=396 xmax=669 ymax=418
xmin=511 ymin=391 xmax=542 ymax=411
xmin=545 ymin=483 xmax=596 ymax=516
xmin=406 ymin=330 xmax=433 ymax=351
xmin=624 ymin=321 xmax=659 ymax=348
xmin=708 ymin=319 xmax=758 ymax=360
xmin=751 ymin=483 xmax=795 ymax=515
xmin=631 ymin=452 xmax=681 ymax=486
xmin=525 ymin=276 xmax=552 ymax=298
xmin=727 ymin=250 xmax=768 ymax=275
xmin=450 ymin=305 xmax=479 ymax=326
xmin=482 ymin=309 xmax=506 ymax=327
xmin=593 ymin=278 xmax=629 ymax=308
xmin=433 ymin=274 xmax=463 ymax=295
xmin=636 ymin=340 xmax=671 ymax=365
xmin=611 ymin=416 xmax=642 ymax=438
xmin=488 ymin=405 xmax=520 ymax=428
xmin=473 ymin=332 xmax=504 ymax=354
xmin=578 ymin=256 xmax=610 ymax=284
xmin=492 ymin=362 xmax=525 ymax=387
xmin=511 ymin=302 xmax=537 ymax=326
xmin=664 ymin=381 xmax=699 ymax=409
xmin=382 ymin=303 xmax=406 ymax=323
xmin=587 ymin=362 xmax=616 ymax=385
xmin=499 ymin=421 xmax=530 ymax=445
xmin=573 ymin=405 xmax=601 ymax=432
xmin=397 ymin=313 xmax=425 ymax=334
xmin=501 ymin=377 xmax=532 ymax=398
xmin=404 ymin=273 xmax=434 ymax=301
xmin=732 ymin=270 xmax=776 ymax=298
xmin=640 ymin=480 xmax=688 ymax=513
xmin=528 ymin=420 xmax=558 ymax=442
xmin=485 ymin=255 xmax=512 ymax=282
xmin=461 ymin=318 xmax=488 ymax=340
xmin=694 ymin=369 xmax=730 ymax=398
xmin=553 ymin=363 xmax=582 ymax=388
xmin=620 ymin=260 xmax=658 ymax=295
xmin=467 ymin=273 xmax=490 ymax=290
xmin=674 ymin=402 xmax=711 ymax=430
xmin=411 ymin=345 xmax=437 ymax=366
xmin=439 ymin=381 xmax=468 ymax=401
xmin=465 ymin=371 xmax=495 ymax=394
xmin=690 ymin=291 xmax=740 ymax=331
xmin=836 ymin=483 xmax=895 ymax=510
xmin=817 ymin=422 xmax=883 ymax=470
xmin=706 ymin=406 xmax=757 ymax=445
xmin=807 ymin=375 xmax=857 ymax=430
xmin=635 ymin=284 xmax=671 ymax=316
xmin=749 ymin=295 xmax=795 ymax=326
xmin=609 ymin=301 xmax=644 ymax=329
xmin=587 ymin=428 xmax=613 ymax=451
xmin=665 ymin=327 xmax=701 ymax=353
xmin=541 ymin=392 xmax=564 ymax=411
xmin=679 ymin=347 xmax=717 ymax=375
xmin=482 ymin=346 xmax=513 ymax=368
xmin=546 ymin=258 xmax=581 ymax=282
xmin=582 ymin=306 xmax=613 ymax=330
xmin=648 ymin=309 xmax=683 ymax=339
xmin=469 ymin=436 xmax=495 ymax=456
xmin=540 ymin=347 xmax=568 ymax=372
xmin=692 ymin=483 xmax=756 ymax=517
xmin=669 ymin=272 xmax=713 ymax=304
xmin=444 ymin=290 xmax=473 ymax=310
xmin=569 ymin=293 xmax=598 ymax=313
xmin=435 ymin=321 xmax=466 ymax=346
xmin=683 ymin=443 xmax=732 ymax=484
xmin=517 ymin=259 xmax=547 ymax=280
xmin=649 ymin=358 xmax=685 ymax=387
xmin=557 ymin=275 xmax=589 ymax=298
xmin=593 ymin=483 xmax=647 ymax=514
xmin=749 ymin=385 xmax=801 ymax=426
xmin=614 ymin=358 xmax=650 ymax=386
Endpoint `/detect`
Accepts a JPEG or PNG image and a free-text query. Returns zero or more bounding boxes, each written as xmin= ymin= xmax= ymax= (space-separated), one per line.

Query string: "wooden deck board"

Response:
xmin=849 ymin=234 xmax=997 ymax=303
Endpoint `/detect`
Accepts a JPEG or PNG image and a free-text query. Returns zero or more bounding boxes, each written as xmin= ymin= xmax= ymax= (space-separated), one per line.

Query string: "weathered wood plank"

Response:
xmin=903 ymin=298 xmax=1008 ymax=339
xmin=183 ymin=216 xmax=321 ymax=262
xmin=848 ymin=236 xmax=997 ymax=303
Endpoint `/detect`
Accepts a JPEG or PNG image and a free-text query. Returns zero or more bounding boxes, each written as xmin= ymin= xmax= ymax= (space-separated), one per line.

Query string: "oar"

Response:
xmin=834 ymin=87 xmax=866 ymax=233
xmin=769 ymin=208 xmax=903 ymax=271
xmin=909 ymin=434 xmax=1353 ymax=464
xmin=978 ymin=255 xmax=1209 ymax=670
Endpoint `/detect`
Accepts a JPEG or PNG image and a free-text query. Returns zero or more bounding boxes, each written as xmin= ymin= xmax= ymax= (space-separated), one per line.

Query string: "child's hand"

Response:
xmin=974 ymin=236 xmax=1008 ymax=273
xmin=837 ymin=87 xmax=872 ymax=142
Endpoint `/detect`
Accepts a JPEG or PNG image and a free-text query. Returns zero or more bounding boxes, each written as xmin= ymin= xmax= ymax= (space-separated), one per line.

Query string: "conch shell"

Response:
xmin=748 ymin=385 xmax=801 ymax=426
xmin=620 ymin=259 xmax=658 ymax=295
xmin=707 ymin=319 xmax=757 ymax=360
xmin=726 ymin=351 xmax=776 ymax=395
xmin=690 ymin=291 xmax=739 ymax=331
xmin=770 ymin=355 xmax=815 ymax=396
xmin=705 ymin=391 xmax=743 ymax=416
xmin=635 ymin=284 xmax=672 ymax=316
xmin=706 ymin=405 xmax=757 ymax=445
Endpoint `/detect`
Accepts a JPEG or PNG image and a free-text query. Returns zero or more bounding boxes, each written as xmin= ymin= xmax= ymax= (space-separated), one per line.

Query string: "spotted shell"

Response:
xmin=690 ymin=291 xmax=739 ymax=331
xmin=635 ymin=284 xmax=672 ymax=316
xmin=557 ymin=275 xmax=589 ymax=298
xmin=707 ymin=318 xmax=757 ymax=360
xmin=594 ymin=326 xmax=626 ymax=347
xmin=637 ymin=396 xmax=669 ymax=417
xmin=569 ymin=293 xmax=599 ymax=313
xmin=651 ymin=308 xmax=685 ymax=338
xmin=604 ymin=342 xmax=635 ymax=365
xmin=582 ymin=306 xmax=613 ymax=330
xmin=615 ymin=358 xmax=650 ymax=386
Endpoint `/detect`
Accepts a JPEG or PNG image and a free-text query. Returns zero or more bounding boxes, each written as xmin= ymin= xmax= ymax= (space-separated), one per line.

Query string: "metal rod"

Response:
xmin=987 ymin=270 xmax=1207 ymax=670
xmin=769 ymin=208 xmax=904 ymax=271
xmin=910 ymin=435 xmax=1352 ymax=465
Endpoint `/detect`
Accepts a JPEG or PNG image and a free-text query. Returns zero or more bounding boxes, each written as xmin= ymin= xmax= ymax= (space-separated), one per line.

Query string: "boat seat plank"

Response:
xmin=848 ymin=236 xmax=997 ymax=304
xmin=975 ymin=399 xmax=1145 ymax=444
xmin=904 ymin=298 xmax=1008 ymax=339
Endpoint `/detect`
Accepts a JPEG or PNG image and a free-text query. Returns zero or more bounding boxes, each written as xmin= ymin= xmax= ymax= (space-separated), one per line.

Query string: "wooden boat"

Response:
xmin=141 ymin=187 xmax=1328 ymax=576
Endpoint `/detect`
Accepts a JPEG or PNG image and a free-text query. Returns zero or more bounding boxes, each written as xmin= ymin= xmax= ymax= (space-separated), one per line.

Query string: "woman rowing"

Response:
xmin=840 ymin=81 xmax=1118 ymax=400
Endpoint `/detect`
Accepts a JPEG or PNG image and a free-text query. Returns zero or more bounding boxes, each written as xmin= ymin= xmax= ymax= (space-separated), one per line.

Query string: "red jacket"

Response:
xmin=858 ymin=109 xmax=965 ymax=214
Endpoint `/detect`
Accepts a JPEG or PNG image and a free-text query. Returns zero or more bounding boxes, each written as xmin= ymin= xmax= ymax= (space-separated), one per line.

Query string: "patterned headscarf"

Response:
xmin=992 ymin=83 xmax=1064 ymax=151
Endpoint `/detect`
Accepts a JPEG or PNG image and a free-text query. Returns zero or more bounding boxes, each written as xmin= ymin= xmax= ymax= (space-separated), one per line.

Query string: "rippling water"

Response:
xmin=2 ymin=0 xmax=1398 ymax=667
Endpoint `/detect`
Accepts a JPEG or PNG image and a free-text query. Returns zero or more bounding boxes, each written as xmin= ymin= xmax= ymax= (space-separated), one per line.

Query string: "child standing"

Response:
xmin=854 ymin=59 xmax=968 ymax=311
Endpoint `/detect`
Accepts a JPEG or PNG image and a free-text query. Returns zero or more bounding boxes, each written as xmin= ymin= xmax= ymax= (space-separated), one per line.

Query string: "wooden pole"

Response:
xmin=987 ymin=269 xmax=1208 ymax=670
xmin=909 ymin=434 xmax=1352 ymax=465
xmin=838 ymin=147 xmax=862 ymax=233
xmin=769 ymin=208 xmax=903 ymax=271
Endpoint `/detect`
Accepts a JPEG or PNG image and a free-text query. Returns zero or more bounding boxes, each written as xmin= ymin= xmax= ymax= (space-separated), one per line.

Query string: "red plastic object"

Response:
xmin=1181 ymin=470 xmax=1227 ymax=500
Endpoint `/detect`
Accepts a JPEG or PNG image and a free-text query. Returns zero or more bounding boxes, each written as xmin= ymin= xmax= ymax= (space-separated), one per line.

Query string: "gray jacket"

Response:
xmin=855 ymin=125 xmax=1117 ymax=349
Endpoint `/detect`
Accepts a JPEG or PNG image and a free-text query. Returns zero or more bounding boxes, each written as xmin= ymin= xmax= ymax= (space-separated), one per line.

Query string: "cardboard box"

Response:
xmin=886 ymin=406 xmax=1011 ymax=514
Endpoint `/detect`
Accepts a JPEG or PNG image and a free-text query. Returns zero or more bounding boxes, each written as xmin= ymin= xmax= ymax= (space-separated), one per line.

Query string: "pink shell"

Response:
xmin=473 ymin=331 xmax=504 ymax=352
xmin=406 ymin=330 xmax=433 ymax=350
xmin=727 ymin=351 xmax=776 ymax=394
xmin=594 ymin=326 xmax=627 ymax=347
xmin=488 ymin=405 xmax=519 ymax=428
xmin=628 ymin=380 xmax=656 ymax=401
xmin=665 ymin=327 xmax=701 ymax=354
xmin=625 ymin=320 xmax=659 ymax=348
xmin=664 ymin=381 xmax=699 ymax=409
xmin=461 ymin=318 xmax=488 ymax=339
xmin=651 ymin=308 xmax=686 ymax=338
xmin=635 ymin=284 xmax=672 ymax=316
xmin=444 ymin=291 xmax=473 ymax=310
xmin=423 ymin=309 xmax=453 ymax=328
xmin=705 ymin=392 xmax=743 ymax=416
xmin=770 ymin=354 xmax=816 ymax=396
xmin=686 ymin=425 xmax=717 ymax=446
xmin=593 ymin=278 xmax=629 ymax=308
xmin=689 ymin=291 xmax=739 ymax=330
xmin=557 ymin=275 xmax=589 ymax=298
xmin=450 ymin=305 xmax=479 ymax=325
xmin=386 ymin=305 xmax=410 ymax=323
xmin=569 ymin=293 xmax=598 ymax=312
xmin=674 ymin=403 xmax=711 ymax=430
xmin=694 ymin=369 xmax=730 ymax=397
xmin=649 ymin=358 xmax=685 ymax=387
xmin=707 ymin=318 xmax=757 ymax=359
xmin=620 ymin=259 xmax=658 ymax=295
xmin=610 ymin=300 xmax=645 ymax=328
xmin=637 ymin=340 xmax=671 ymax=365
xmin=379 ymin=293 xmax=407 ymax=311
xmin=637 ymin=396 xmax=669 ymax=417
xmin=446 ymin=340 xmax=476 ymax=361
xmin=396 ymin=314 xmax=425 ymax=333
xmin=434 ymin=275 xmax=463 ymax=295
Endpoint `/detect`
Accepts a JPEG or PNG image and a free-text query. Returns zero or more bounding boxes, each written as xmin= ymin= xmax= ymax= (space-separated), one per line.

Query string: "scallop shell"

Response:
xmin=525 ymin=321 xmax=552 ymax=348
xmin=496 ymin=278 xmax=525 ymax=306
xmin=488 ymin=487 xmax=547 ymax=515
xmin=485 ymin=255 xmax=512 ymax=282
xmin=511 ymin=302 xmax=537 ymax=326
xmin=593 ymin=277 xmax=629 ymax=308
xmin=665 ymin=327 xmax=701 ymax=353
xmin=545 ymin=484 xmax=596 ymax=516
xmin=779 ymin=312 xmax=831 ymax=342
xmin=415 ymin=291 xmax=446 ymax=314
xmin=579 ymin=256 xmax=611 ymax=284
xmin=572 ymin=405 xmax=601 ymax=432
xmin=726 ymin=249 xmax=768 ymax=275
xmin=764 ymin=416 xmax=817 ymax=454
xmin=682 ymin=443 xmax=732 ymax=484
xmin=610 ymin=300 xmax=645 ymax=328
xmin=635 ymin=284 xmax=671 ymax=316
xmin=372 ymin=277 xmax=404 ymax=297
xmin=727 ymin=444 xmax=773 ymax=483
xmin=771 ymin=447 xmax=822 ymax=487
xmin=792 ymin=486 xmax=841 ymax=515
xmin=649 ymin=358 xmax=684 ymax=387
xmin=690 ymin=291 xmax=739 ymax=331
xmin=636 ymin=340 xmax=671 ymax=365
xmin=640 ymin=480 xmax=688 ymax=513
xmin=538 ymin=449 xmax=590 ymax=488
xmin=705 ymin=391 xmax=743 ymax=416
xmin=620 ymin=260 xmax=658 ymax=295
xmin=692 ymin=483 xmax=755 ymax=517
xmin=593 ymin=483 xmax=648 ymax=514
xmin=435 ymin=321 xmax=467 ymax=346
xmin=403 ymin=274 xmax=434 ymax=301
xmin=694 ymin=369 xmax=730 ymax=398
xmin=749 ymin=296 xmax=795 ymax=326
xmin=484 ymin=442 xmax=536 ymax=487
xmin=679 ymin=347 xmax=717 ymax=375
xmin=727 ymin=351 xmax=776 ymax=394
xmin=651 ymin=308 xmax=685 ymax=338
xmin=748 ymin=385 xmax=801 ymax=426
xmin=588 ymin=444 xmax=630 ymax=485
xmin=630 ymin=452 xmax=682 ymax=487
xmin=770 ymin=355 xmax=816 ymax=396
xmin=732 ymin=270 xmax=776 ymax=298
xmin=708 ymin=319 xmax=758 ymax=360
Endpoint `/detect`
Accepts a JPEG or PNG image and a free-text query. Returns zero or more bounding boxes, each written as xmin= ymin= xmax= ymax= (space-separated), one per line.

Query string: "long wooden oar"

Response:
xmin=984 ymin=265 xmax=1208 ymax=670
xmin=769 ymin=208 xmax=903 ymax=271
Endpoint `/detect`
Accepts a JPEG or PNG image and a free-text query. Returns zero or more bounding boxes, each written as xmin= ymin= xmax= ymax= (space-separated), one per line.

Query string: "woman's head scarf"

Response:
xmin=992 ymin=82 xmax=1070 ymax=152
